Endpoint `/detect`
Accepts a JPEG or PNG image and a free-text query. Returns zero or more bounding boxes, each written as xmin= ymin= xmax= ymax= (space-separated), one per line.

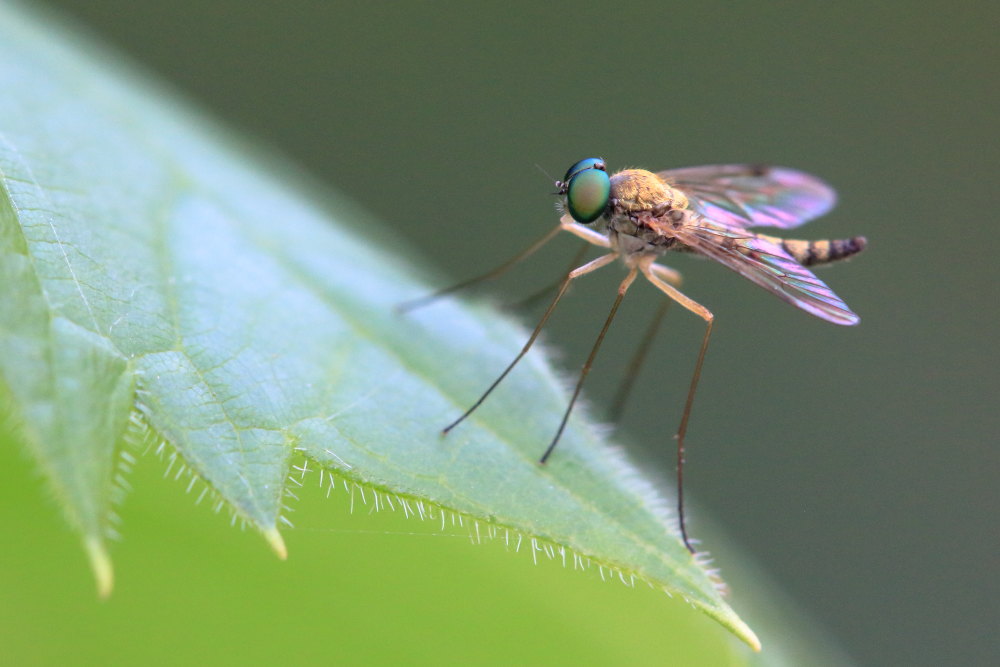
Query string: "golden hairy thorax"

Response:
xmin=606 ymin=169 xmax=691 ymax=259
xmin=609 ymin=169 xmax=690 ymax=213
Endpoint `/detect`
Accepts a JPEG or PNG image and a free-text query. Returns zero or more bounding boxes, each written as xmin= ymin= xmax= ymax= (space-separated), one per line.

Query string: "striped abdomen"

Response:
xmin=762 ymin=235 xmax=868 ymax=267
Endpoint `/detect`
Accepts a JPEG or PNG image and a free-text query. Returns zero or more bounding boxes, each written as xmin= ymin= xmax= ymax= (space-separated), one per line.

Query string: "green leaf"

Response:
xmin=0 ymin=4 xmax=757 ymax=649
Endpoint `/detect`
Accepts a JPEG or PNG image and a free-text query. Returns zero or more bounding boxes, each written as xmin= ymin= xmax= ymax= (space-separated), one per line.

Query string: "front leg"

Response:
xmin=559 ymin=213 xmax=611 ymax=248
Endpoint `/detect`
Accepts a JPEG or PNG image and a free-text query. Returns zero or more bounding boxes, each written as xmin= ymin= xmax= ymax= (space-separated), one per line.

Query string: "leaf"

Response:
xmin=0 ymin=4 xmax=758 ymax=649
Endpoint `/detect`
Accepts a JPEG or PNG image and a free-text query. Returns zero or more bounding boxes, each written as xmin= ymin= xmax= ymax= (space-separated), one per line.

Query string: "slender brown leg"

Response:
xmin=443 ymin=252 xmax=620 ymax=434
xmin=511 ymin=214 xmax=617 ymax=311
xmin=505 ymin=241 xmax=590 ymax=311
xmin=608 ymin=297 xmax=671 ymax=423
xmin=397 ymin=223 xmax=563 ymax=313
xmin=643 ymin=261 xmax=715 ymax=554
xmin=540 ymin=266 xmax=639 ymax=463
xmin=607 ymin=262 xmax=681 ymax=421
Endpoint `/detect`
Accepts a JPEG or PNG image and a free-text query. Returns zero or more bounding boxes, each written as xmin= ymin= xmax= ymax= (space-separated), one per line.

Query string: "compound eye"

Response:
xmin=562 ymin=157 xmax=606 ymax=184
xmin=566 ymin=165 xmax=610 ymax=223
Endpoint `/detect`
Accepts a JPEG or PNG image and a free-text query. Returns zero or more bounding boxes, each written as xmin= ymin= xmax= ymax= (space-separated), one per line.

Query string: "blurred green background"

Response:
xmin=2 ymin=1 xmax=997 ymax=665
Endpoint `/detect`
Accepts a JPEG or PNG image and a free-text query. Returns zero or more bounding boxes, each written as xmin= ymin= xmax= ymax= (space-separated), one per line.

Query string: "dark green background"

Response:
xmin=4 ymin=2 xmax=998 ymax=665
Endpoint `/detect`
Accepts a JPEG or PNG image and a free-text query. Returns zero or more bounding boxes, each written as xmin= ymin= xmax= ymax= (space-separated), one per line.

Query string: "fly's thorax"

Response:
xmin=609 ymin=169 xmax=689 ymax=213
xmin=609 ymin=226 xmax=656 ymax=259
xmin=609 ymin=211 xmax=639 ymax=237
xmin=608 ymin=207 xmax=683 ymax=259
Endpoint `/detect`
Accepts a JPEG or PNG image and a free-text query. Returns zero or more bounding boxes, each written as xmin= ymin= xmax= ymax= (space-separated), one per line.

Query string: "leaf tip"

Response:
xmin=697 ymin=595 xmax=761 ymax=651
xmin=84 ymin=536 xmax=114 ymax=599
xmin=263 ymin=527 xmax=288 ymax=560
xmin=730 ymin=614 xmax=761 ymax=652
xmin=747 ymin=629 xmax=762 ymax=653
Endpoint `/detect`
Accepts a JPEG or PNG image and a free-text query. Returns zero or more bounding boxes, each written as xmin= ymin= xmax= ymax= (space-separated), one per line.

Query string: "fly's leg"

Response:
xmin=607 ymin=262 xmax=683 ymax=421
xmin=397 ymin=223 xmax=563 ymax=313
xmin=643 ymin=260 xmax=715 ymax=554
xmin=558 ymin=214 xmax=612 ymax=248
xmin=505 ymin=241 xmax=590 ymax=311
xmin=540 ymin=266 xmax=639 ymax=463
xmin=608 ymin=298 xmax=671 ymax=422
xmin=509 ymin=214 xmax=612 ymax=310
xmin=443 ymin=252 xmax=620 ymax=434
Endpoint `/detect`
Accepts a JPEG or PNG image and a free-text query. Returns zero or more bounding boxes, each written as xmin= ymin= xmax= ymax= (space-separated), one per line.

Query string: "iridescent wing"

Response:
xmin=658 ymin=164 xmax=837 ymax=230
xmin=660 ymin=219 xmax=859 ymax=325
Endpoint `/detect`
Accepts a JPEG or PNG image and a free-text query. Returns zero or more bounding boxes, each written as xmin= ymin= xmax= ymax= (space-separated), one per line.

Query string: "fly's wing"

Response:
xmin=658 ymin=165 xmax=836 ymax=230
xmin=666 ymin=220 xmax=860 ymax=325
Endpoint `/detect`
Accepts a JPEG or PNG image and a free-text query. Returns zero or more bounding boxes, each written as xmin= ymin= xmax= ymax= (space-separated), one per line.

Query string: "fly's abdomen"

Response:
xmin=766 ymin=235 xmax=868 ymax=267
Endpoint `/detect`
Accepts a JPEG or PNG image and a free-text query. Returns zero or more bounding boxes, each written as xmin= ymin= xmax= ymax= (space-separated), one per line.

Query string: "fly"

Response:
xmin=403 ymin=158 xmax=866 ymax=554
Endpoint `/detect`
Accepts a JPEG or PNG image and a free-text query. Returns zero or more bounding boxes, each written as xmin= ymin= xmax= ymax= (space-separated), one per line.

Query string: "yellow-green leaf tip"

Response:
xmin=84 ymin=536 xmax=114 ymax=599
xmin=701 ymin=598 xmax=761 ymax=651
xmin=730 ymin=614 xmax=761 ymax=652
xmin=264 ymin=528 xmax=287 ymax=560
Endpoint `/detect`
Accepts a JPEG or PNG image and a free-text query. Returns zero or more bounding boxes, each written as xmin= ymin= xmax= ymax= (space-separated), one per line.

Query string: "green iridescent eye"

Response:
xmin=563 ymin=157 xmax=606 ymax=184
xmin=566 ymin=162 xmax=610 ymax=223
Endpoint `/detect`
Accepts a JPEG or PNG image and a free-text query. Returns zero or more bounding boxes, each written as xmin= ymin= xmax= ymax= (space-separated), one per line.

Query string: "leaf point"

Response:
xmin=84 ymin=536 xmax=114 ymax=599
xmin=713 ymin=605 xmax=761 ymax=652
xmin=263 ymin=527 xmax=288 ymax=560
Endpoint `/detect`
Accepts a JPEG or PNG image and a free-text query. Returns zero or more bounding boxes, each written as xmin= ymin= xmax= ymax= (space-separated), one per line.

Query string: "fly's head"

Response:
xmin=555 ymin=158 xmax=610 ymax=224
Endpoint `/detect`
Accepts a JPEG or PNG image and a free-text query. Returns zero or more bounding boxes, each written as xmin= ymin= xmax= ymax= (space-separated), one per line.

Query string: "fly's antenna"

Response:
xmin=534 ymin=163 xmax=555 ymax=181
xmin=535 ymin=163 xmax=564 ymax=195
